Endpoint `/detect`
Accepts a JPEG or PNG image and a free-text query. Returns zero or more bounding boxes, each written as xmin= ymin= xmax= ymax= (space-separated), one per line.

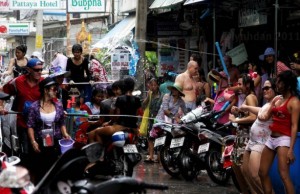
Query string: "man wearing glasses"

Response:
xmin=2 ymin=58 xmax=44 ymax=164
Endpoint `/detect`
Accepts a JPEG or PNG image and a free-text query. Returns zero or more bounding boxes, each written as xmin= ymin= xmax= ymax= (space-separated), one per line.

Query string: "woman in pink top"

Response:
xmin=259 ymin=71 xmax=300 ymax=194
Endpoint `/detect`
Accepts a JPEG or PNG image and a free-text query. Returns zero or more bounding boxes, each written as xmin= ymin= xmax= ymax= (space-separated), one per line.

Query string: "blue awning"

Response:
xmin=149 ymin=0 xmax=185 ymax=9
xmin=92 ymin=15 xmax=136 ymax=48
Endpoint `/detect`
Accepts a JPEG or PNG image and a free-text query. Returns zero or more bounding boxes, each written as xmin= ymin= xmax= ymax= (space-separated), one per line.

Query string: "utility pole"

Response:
xmin=135 ymin=0 xmax=147 ymax=92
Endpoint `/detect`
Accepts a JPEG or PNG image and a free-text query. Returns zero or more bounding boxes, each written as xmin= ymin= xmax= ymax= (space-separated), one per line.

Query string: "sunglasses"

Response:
xmin=262 ymin=86 xmax=272 ymax=91
xmin=265 ymin=55 xmax=274 ymax=58
xmin=31 ymin=68 xmax=43 ymax=72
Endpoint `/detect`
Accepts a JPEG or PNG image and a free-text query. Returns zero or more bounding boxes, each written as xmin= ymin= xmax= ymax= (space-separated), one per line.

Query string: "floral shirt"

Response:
xmin=156 ymin=93 xmax=187 ymax=123
xmin=27 ymin=100 xmax=66 ymax=139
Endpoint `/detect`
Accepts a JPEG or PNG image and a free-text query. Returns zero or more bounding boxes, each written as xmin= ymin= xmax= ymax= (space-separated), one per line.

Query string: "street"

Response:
xmin=133 ymin=159 xmax=239 ymax=194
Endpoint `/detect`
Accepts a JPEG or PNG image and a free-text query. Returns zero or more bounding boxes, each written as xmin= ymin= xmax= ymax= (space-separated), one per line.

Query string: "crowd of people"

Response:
xmin=0 ymin=43 xmax=299 ymax=194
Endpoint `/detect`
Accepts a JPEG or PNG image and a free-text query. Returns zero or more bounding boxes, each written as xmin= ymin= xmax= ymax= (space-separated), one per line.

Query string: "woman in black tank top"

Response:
xmin=2 ymin=45 xmax=28 ymax=78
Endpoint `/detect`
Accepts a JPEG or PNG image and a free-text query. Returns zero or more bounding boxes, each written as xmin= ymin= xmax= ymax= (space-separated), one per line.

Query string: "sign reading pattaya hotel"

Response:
xmin=67 ymin=0 xmax=105 ymax=13
xmin=9 ymin=0 xmax=61 ymax=9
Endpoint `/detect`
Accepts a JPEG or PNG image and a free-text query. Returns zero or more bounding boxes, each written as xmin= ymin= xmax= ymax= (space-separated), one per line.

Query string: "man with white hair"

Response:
xmin=175 ymin=60 xmax=199 ymax=111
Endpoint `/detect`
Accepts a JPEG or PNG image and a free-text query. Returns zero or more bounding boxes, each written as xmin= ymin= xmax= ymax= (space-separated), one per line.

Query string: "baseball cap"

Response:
xmin=27 ymin=58 xmax=43 ymax=68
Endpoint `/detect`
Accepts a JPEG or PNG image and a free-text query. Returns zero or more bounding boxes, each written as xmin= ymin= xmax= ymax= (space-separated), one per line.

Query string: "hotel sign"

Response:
xmin=67 ymin=0 xmax=105 ymax=13
xmin=9 ymin=0 xmax=61 ymax=9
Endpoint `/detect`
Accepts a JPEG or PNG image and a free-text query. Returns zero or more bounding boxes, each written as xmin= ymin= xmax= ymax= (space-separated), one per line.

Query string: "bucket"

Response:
xmin=269 ymin=132 xmax=300 ymax=193
xmin=59 ymin=139 xmax=74 ymax=154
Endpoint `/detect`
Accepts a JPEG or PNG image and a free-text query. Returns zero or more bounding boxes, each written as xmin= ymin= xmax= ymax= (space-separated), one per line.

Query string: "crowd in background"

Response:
xmin=0 ymin=43 xmax=299 ymax=194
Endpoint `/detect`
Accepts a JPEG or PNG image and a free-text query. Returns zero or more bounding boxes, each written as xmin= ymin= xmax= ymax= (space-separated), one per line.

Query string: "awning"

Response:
xmin=150 ymin=0 xmax=185 ymax=9
xmin=184 ymin=0 xmax=206 ymax=5
xmin=92 ymin=15 xmax=135 ymax=48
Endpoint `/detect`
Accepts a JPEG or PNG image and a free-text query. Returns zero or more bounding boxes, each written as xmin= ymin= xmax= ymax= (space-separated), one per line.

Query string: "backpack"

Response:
xmin=89 ymin=59 xmax=108 ymax=82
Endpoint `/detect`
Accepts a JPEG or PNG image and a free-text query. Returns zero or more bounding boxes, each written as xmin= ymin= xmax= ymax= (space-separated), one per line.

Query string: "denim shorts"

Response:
xmin=265 ymin=135 xmax=291 ymax=151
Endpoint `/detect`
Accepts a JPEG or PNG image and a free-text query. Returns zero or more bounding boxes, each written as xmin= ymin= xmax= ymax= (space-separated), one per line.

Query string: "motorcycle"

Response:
xmin=152 ymin=105 xmax=207 ymax=179
xmin=152 ymin=122 xmax=183 ymax=177
xmin=196 ymin=118 xmax=236 ymax=185
xmin=0 ymin=143 xmax=167 ymax=194
xmin=84 ymin=130 xmax=142 ymax=178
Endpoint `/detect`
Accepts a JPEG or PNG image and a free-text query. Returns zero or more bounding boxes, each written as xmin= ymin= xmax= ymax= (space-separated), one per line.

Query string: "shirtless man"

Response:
xmin=175 ymin=60 xmax=199 ymax=111
xmin=224 ymin=55 xmax=240 ymax=86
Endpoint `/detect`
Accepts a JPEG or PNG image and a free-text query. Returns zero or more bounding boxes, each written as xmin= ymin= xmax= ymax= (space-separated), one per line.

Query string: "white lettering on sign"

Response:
xmin=9 ymin=0 xmax=60 ymax=9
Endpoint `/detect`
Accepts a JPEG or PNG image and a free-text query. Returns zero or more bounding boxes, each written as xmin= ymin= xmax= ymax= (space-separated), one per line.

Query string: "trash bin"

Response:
xmin=269 ymin=132 xmax=300 ymax=194
xmin=59 ymin=139 xmax=74 ymax=154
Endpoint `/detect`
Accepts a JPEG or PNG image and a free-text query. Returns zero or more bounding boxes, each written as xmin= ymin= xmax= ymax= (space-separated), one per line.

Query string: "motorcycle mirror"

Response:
xmin=82 ymin=142 xmax=105 ymax=163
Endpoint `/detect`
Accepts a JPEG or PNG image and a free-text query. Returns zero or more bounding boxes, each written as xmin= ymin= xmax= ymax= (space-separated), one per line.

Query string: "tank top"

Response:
xmin=40 ymin=111 xmax=56 ymax=127
xmin=269 ymin=96 xmax=294 ymax=136
xmin=13 ymin=58 xmax=28 ymax=77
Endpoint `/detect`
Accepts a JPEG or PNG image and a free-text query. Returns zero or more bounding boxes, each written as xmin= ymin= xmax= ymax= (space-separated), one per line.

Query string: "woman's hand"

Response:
xmin=63 ymin=133 xmax=71 ymax=139
xmin=32 ymin=141 xmax=41 ymax=153
xmin=287 ymin=149 xmax=295 ymax=164
xmin=229 ymin=113 xmax=237 ymax=122
xmin=271 ymin=95 xmax=282 ymax=107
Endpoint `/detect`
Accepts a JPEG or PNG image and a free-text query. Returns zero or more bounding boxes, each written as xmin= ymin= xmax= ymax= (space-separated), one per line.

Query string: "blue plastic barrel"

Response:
xmin=269 ymin=132 xmax=300 ymax=193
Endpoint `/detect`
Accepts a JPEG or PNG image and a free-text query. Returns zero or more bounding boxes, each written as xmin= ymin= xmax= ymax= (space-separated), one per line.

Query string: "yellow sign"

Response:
xmin=36 ymin=34 xmax=43 ymax=49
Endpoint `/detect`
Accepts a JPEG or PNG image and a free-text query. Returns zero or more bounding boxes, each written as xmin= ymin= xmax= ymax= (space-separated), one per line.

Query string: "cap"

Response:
xmin=31 ymin=51 xmax=44 ymax=62
xmin=27 ymin=58 xmax=43 ymax=68
xmin=39 ymin=77 xmax=57 ymax=89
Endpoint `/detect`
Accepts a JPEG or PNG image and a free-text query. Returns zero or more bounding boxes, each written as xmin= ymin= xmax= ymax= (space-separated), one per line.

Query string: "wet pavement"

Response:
xmin=133 ymin=160 xmax=239 ymax=194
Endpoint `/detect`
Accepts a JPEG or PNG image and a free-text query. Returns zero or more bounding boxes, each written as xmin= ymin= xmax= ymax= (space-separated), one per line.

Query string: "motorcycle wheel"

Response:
xmin=205 ymin=148 xmax=230 ymax=185
xmin=179 ymin=148 xmax=199 ymax=181
xmin=159 ymin=145 xmax=181 ymax=177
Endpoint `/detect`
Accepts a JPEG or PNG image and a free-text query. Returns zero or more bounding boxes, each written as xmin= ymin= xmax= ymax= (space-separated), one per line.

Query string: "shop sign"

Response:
xmin=157 ymin=37 xmax=188 ymax=76
xmin=9 ymin=0 xmax=61 ymax=10
xmin=0 ymin=23 xmax=30 ymax=35
xmin=226 ymin=43 xmax=248 ymax=66
xmin=238 ymin=0 xmax=267 ymax=27
xmin=0 ymin=0 xmax=12 ymax=12
xmin=67 ymin=0 xmax=105 ymax=13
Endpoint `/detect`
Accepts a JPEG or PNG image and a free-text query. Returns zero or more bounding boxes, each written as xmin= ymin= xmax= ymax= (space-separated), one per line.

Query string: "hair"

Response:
xmin=106 ymin=84 xmax=114 ymax=97
xmin=277 ymin=70 xmax=299 ymax=98
xmin=72 ymin=44 xmax=83 ymax=53
xmin=16 ymin=45 xmax=27 ymax=54
xmin=241 ymin=73 xmax=255 ymax=95
xmin=198 ymin=68 xmax=207 ymax=82
xmin=266 ymin=77 xmax=277 ymax=93
xmin=91 ymin=88 xmax=106 ymax=104
xmin=190 ymin=53 xmax=202 ymax=66
xmin=224 ymin=55 xmax=232 ymax=63
xmin=149 ymin=78 xmax=158 ymax=84
xmin=123 ymin=77 xmax=135 ymax=92
xmin=112 ymin=80 xmax=125 ymax=95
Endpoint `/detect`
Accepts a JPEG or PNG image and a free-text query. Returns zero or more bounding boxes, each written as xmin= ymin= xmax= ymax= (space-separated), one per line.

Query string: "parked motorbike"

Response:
xmin=152 ymin=122 xmax=183 ymax=177
xmin=196 ymin=119 xmax=236 ymax=185
xmin=152 ymin=105 xmax=207 ymax=179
